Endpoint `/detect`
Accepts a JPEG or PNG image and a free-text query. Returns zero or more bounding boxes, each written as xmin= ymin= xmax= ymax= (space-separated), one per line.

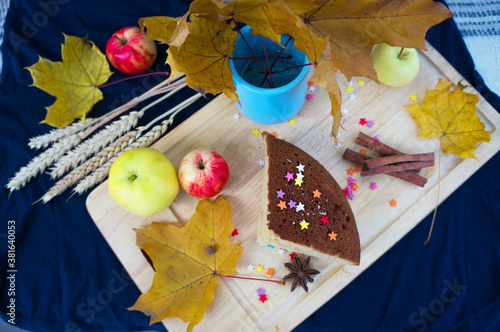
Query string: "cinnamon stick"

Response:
xmin=361 ymin=160 xmax=435 ymax=176
xmin=342 ymin=149 xmax=428 ymax=187
xmin=362 ymin=153 xmax=435 ymax=170
xmin=355 ymin=132 xmax=403 ymax=156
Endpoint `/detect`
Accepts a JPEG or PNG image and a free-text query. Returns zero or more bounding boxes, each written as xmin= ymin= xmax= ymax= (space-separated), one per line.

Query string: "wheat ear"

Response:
xmin=28 ymin=118 xmax=99 ymax=150
xmin=39 ymin=130 xmax=143 ymax=203
xmin=6 ymin=134 xmax=81 ymax=192
xmin=49 ymin=110 xmax=144 ymax=179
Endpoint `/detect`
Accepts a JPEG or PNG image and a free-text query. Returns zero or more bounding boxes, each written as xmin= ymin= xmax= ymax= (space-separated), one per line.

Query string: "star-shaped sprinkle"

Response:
xmin=288 ymin=200 xmax=296 ymax=209
xmin=390 ymin=199 xmax=397 ymax=207
xmin=259 ymin=294 xmax=268 ymax=303
xmin=299 ymin=220 xmax=309 ymax=230
xmin=347 ymin=192 xmax=355 ymax=200
xmin=333 ymin=67 xmax=339 ymax=73
xmin=295 ymin=178 xmax=303 ymax=187
xmin=358 ymin=79 xmax=366 ymax=86
xmin=306 ymin=94 xmax=315 ymax=101
xmin=277 ymin=200 xmax=287 ymax=210
xmin=308 ymin=85 xmax=316 ymax=92
xmin=359 ymin=149 xmax=366 ymax=155
xmin=271 ymin=132 xmax=278 ymax=137
xmin=296 ymin=202 xmax=305 ymax=212
xmin=267 ymin=244 xmax=275 ymax=248
xmin=342 ymin=187 xmax=351 ymax=196
xmin=276 ymin=189 xmax=285 ymax=199
xmin=347 ymin=168 xmax=355 ymax=176
xmin=289 ymin=252 xmax=298 ymax=260
xmin=255 ymin=265 xmax=264 ymax=274
xmin=285 ymin=172 xmax=294 ymax=181
xmin=231 ymin=229 xmax=238 ymax=237
xmin=370 ymin=182 xmax=378 ymax=190
xmin=247 ymin=263 xmax=255 ymax=271
xmin=374 ymin=136 xmax=380 ymax=141
xmin=296 ymin=172 xmax=304 ymax=181
xmin=252 ymin=129 xmax=260 ymax=136
xmin=308 ymin=81 xmax=316 ymax=86
xmin=313 ymin=189 xmax=321 ymax=198
xmin=266 ymin=268 xmax=275 ymax=276
xmin=320 ymin=215 xmax=329 ymax=225
xmin=351 ymin=183 xmax=359 ymax=191
xmin=329 ymin=231 xmax=337 ymax=241
xmin=296 ymin=163 xmax=305 ymax=172
xmin=278 ymin=248 xmax=286 ymax=255
xmin=289 ymin=118 xmax=296 ymax=125
xmin=346 ymin=80 xmax=353 ymax=86
xmin=410 ymin=94 xmax=417 ymax=101
xmin=346 ymin=85 xmax=353 ymax=92
xmin=359 ymin=118 xmax=367 ymax=126
xmin=234 ymin=113 xmax=241 ymax=119
xmin=334 ymin=142 xmax=342 ymax=150
xmin=350 ymin=93 xmax=357 ymax=100
xmin=258 ymin=159 xmax=265 ymax=166
xmin=257 ymin=288 xmax=265 ymax=296
xmin=353 ymin=165 xmax=361 ymax=173
xmin=341 ymin=107 xmax=350 ymax=115
xmin=347 ymin=177 xmax=356 ymax=185
xmin=366 ymin=120 xmax=374 ymax=128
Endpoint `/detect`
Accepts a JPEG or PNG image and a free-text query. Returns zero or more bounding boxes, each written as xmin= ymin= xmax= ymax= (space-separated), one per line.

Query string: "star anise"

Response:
xmin=282 ymin=256 xmax=320 ymax=292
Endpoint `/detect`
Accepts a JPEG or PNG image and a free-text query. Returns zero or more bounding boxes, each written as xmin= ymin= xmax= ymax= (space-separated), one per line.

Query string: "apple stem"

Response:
xmin=218 ymin=274 xmax=286 ymax=285
xmin=198 ymin=158 xmax=205 ymax=170
xmin=398 ymin=47 xmax=405 ymax=59
xmin=114 ymin=34 xmax=127 ymax=46
xmin=128 ymin=175 xmax=137 ymax=181
xmin=98 ymin=72 xmax=170 ymax=89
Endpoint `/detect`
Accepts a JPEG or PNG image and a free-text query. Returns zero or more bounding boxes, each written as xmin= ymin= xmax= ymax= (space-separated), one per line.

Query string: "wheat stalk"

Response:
xmin=49 ymin=110 xmax=144 ymax=179
xmin=6 ymin=134 xmax=81 ymax=192
xmin=28 ymin=118 xmax=100 ymax=150
xmin=72 ymin=93 xmax=201 ymax=195
xmin=39 ymin=130 xmax=143 ymax=203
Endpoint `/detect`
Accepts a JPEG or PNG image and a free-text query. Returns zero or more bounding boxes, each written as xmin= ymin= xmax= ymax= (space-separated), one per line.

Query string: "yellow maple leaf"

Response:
xmin=26 ymin=34 xmax=113 ymax=128
xmin=129 ymin=196 xmax=243 ymax=331
xmin=406 ymin=79 xmax=491 ymax=159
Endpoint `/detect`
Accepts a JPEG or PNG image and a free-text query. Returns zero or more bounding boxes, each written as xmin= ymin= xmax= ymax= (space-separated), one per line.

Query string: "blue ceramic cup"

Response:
xmin=229 ymin=25 xmax=310 ymax=125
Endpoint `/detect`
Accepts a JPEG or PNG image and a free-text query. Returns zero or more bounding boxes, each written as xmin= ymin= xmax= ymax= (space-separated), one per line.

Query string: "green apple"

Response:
xmin=372 ymin=43 xmax=419 ymax=87
xmin=108 ymin=148 xmax=179 ymax=216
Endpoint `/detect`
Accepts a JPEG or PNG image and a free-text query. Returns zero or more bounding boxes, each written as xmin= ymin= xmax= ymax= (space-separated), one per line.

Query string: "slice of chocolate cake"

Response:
xmin=258 ymin=132 xmax=360 ymax=265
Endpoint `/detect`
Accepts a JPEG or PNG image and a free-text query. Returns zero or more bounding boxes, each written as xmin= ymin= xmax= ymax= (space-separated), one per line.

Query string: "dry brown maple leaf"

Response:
xmin=406 ymin=79 xmax=491 ymax=159
xmin=166 ymin=16 xmax=239 ymax=102
xmin=26 ymin=34 xmax=113 ymax=128
xmin=129 ymin=196 xmax=243 ymax=331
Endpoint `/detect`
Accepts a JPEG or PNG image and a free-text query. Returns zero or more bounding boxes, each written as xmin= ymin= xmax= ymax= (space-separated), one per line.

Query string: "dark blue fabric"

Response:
xmin=0 ymin=1 xmax=498 ymax=331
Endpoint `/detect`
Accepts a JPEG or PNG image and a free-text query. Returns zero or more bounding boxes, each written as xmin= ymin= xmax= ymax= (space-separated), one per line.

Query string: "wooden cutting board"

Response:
xmin=86 ymin=42 xmax=500 ymax=332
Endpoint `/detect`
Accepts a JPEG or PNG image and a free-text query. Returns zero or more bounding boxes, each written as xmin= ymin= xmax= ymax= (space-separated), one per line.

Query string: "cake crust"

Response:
xmin=258 ymin=132 xmax=361 ymax=265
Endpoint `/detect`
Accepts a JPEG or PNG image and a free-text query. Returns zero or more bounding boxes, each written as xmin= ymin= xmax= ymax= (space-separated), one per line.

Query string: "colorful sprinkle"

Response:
xmin=359 ymin=118 xmax=367 ymax=126
xmin=359 ymin=149 xmax=366 ymax=155
xmin=320 ymin=215 xmax=329 ymax=225
xmin=296 ymin=202 xmax=305 ymax=212
xmin=313 ymin=189 xmax=321 ymax=198
xmin=255 ymin=265 xmax=264 ymax=274
xmin=288 ymin=118 xmax=296 ymax=125
xmin=257 ymin=288 xmax=265 ymax=296
xmin=231 ymin=229 xmax=238 ymax=237
xmin=329 ymin=231 xmax=338 ymax=241
xmin=287 ymin=200 xmax=297 ymax=209
xmin=258 ymin=159 xmax=265 ymax=166
xmin=277 ymin=200 xmax=287 ymax=210
xmin=366 ymin=120 xmax=374 ymax=128
xmin=276 ymin=189 xmax=285 ymax=199
xmin=278 ymin=248 xmax=286 ymax=255
xmin=347 ymin=192 xmax=355 ymax=200
xmin=285 ymin=172 xmax=294 ymax=181
xmin=233 ymin=113 xmax=241 ymax=119
xmin=259 ymin=294 xmax=268 ymax=303
xmin=306 ymin=94 xmax=315 ymax=101
xmin=350 ymin=93 xmax=357 ymax=100
xmin=351 ymin=183 xmax=359 ymax=191
xmin=347 ymin=168 xmax=355 ymax=176
xmin=289 ymin=252 xmax=298 ymax=260
xmin=347 ymin=177 xmax=356 ymax=185
xmin=267 ymin=245 xmax=274 ymax=248
xmin=308 ymin=81 xmax=316 ymax=87
xmin=266 ymin=268 xmax=275 ymax=276
xmin=299 ymin=220 xmax=309 ymax=230
xmin=346 ymin=85 xmax=353 ymax=92
xmin=252 ymin=129 xmax=260 ymax=136
xmin=358 ymin=79 xmax=366 ymax=86
xmin=410 ymin=94 xmax=418 ymax=101
xmin=370 ymin=182 xmax=378 ymax=190
xmin=296 ymin=163 xmax=305 ymax=172
xmin=353 ymin=165 xmax=361 ymax=173
xmin=390 ymin=199 xmax=397 ymax=207
xmin=342 ymin=187 xmax=351 ymax=196
xmin=341 ymin=107 xmax=350 ymax=115
xmin=247 ymin=263 xmax=255 ymax=271
xmin=295 ymin=178 xmax=303 ymax=187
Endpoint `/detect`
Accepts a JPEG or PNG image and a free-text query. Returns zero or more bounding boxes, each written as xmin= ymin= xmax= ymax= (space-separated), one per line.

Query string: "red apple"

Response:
xmin=178 ymin=149 xmax=230 ymax=199
xmin=106 ymin=26 xmax=157 ymax=75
